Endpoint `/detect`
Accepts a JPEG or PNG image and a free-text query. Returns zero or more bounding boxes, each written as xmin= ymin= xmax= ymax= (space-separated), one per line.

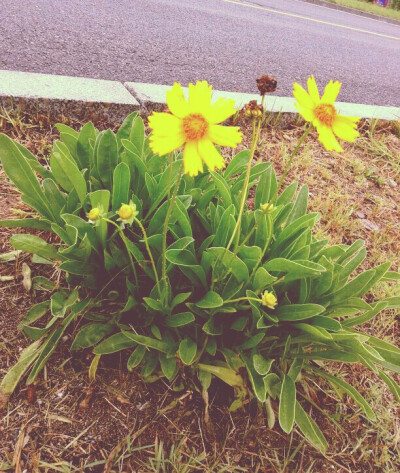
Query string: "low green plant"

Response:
xmin=0 ymin=87 xmax=399 ymax=453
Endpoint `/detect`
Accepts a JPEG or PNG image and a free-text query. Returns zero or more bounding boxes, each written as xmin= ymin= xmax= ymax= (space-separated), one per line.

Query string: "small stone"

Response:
xmin=362 ymin=219 xmax=380 ymax=231
xmin=356 ymin=212 xmax=366 ymax=219
xmin=389 ymin=179 xmax=398 ymax=187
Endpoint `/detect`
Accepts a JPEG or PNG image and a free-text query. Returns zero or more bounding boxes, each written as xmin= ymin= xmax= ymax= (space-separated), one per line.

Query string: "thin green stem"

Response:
xmin=134 ymin=217 xmax=160 ymax=295
xmin=104 ymin=218 xmax=138 ymax=286
xmin=224 ymin=296 xmax=261 ymax=304
xmin=272 ymin=123 xmax=312 ymax=201
xmin=161 ymin=162 xmax=184 ymax=304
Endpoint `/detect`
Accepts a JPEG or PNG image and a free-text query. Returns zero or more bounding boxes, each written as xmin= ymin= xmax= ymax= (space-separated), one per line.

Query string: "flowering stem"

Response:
xmin=273 ymin=123 xmax=312 ymax=200
xmin=133 ymin=217 xmax=160 ymax=295
xmin=224 ymin=296 xmax=261 ymax=304
xmin=104 ymin=218 xmax=138 ymax=287
xmin=232 ymin=95 xmax=266 ymax=251
xmin=161 ymin=162 xmax=184 ymax=305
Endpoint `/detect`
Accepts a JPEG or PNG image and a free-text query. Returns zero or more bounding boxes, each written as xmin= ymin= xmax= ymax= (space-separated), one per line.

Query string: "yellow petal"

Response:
xmin=316 ymin=125 xmax=343 ymax=152
xmin=197 ymin=139 xmax=226 ymax=172
xmin=208 ymin=97 xmax=237 ymax=124
xmin=188 ymin=81 xmax=212 ymax=115
xmin=149 ymin=132 xmax=185 ymax=156
xmin=183 ymin=141 xmax=203 ymax=177
xmin=293 ymin=83 xmax=314 ymax=109
xmin=307 ymin=75 xmax=320 ymax=103
xmin=321 ymin=80 xmax=342 ymax=104
xmin=148 ymin=112 xmax=182 ymax=136
xmin=332 ymin=116 xmax=360 ymax=142
xmin=166 ymin=83 xmax=190 ymax=118
xmin=294 ymin=101 xmax=314 ymax=122
xmin=208 ymin=124 xmax=242 ymax=147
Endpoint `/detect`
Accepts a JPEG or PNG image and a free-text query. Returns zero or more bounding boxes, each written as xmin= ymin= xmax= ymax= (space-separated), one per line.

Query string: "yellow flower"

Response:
xmin=148 ymin=81 xmax=242 ymax=176
xmin=118 ymin=202 xmax=138 ymax=225
xmin=88 ymin=207 xmax=101 ymax=222
xmin=293 ymin=75 xmax=360 ymax=152
xmin=261 ymin=291 xmax=277 ymax=309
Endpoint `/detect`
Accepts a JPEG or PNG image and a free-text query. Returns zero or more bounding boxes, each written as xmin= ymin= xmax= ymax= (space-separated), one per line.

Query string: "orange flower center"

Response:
xmin=182 ymin=114 xmax=209 ymax=141
xmin=314 ymin=103 xmax=337 ymax=127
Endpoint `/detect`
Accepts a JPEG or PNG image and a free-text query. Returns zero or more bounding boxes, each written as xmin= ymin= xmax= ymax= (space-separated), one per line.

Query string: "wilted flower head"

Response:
xmin=243 ymin=100 xmax=263 ymax=119
xmin=261 ymin=291 xmax=277 ymax=309
xmin=256 ymin=75 xmax=277 ymax=96
xmin=148 ymin=81 xmax=242 ymax=177
xmin=118 ymin=201 xmax=138 ymax=225
xmin=293 ymin=75 xmax=360 ymax=152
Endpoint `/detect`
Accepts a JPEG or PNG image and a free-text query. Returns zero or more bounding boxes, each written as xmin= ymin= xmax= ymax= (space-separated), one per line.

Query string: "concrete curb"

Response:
xmin=0 ymin=69 xmax=399 ymax=124
xmin=301 ymin=0 xmax=400 ymax=26
xmin=0 ymin=70 xmax=139 ymax=123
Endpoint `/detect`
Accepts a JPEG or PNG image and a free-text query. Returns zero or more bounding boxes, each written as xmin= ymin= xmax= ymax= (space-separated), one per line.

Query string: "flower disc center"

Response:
xmin=314 ymin=103 xmax=337 ymax=127
xmin=182 ymin=114 xmax=209 ymax=141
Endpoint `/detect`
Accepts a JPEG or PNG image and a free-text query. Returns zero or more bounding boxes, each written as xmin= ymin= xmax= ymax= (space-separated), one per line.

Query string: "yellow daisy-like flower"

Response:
xmin=293 ymin=75 xmax=360 ymax=152
xmin=148 ymin=81 xmax=242 ymax=176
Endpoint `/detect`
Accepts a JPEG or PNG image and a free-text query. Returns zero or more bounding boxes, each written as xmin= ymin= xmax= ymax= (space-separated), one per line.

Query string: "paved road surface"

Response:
xmin=0 ymin=0 xmax=399 ymax=106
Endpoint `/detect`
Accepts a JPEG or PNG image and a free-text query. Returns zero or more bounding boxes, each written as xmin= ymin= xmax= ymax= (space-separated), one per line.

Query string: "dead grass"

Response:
xmin=0 ymin=107 xmax=399 ymax=472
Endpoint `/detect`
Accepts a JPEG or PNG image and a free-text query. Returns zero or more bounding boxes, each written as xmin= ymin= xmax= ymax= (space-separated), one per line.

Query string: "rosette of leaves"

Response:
xmin=0 ymin=114 xmax=399 ymax=452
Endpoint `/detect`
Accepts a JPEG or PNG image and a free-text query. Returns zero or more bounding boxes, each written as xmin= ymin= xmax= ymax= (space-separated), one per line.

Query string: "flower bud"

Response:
xmin=118 ymin=204 xmax=134 ymax=221
xmin=261 ymin=291 xmax=277 ymax=309
xmin=260 ymin=202 xmax=275 ymax=214
xmin=88 ymin=207 xmax=101 ymax=222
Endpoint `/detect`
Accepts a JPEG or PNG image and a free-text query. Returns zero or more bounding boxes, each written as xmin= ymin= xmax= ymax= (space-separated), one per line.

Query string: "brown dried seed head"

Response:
xmin=256 ymin=75 xmax=277 ymax=95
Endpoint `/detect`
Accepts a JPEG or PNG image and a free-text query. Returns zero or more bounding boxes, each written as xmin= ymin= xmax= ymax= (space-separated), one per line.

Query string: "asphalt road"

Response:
xmin=1 ymin=0 xmax=399 ymax=106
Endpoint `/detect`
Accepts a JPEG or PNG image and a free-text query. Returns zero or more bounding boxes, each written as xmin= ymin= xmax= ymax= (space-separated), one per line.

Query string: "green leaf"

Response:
xmin=0 ymin=134 xmax=53 ymax=219
xmin=50 ymin=290 xmax=79 ymax=318
xmin=0 ymin=218 xmax=52 ymax=231
xmin=224 ymin=150 xmax=250 ymax=178
xmin=254 ymin=165 xmax=277 ymax=210
xmin=19 ymin=301 xmax=50 ymax=328
xmin=90 ymin=189 xmax=110 ymax=249
xmin=51 ymin=146 xmax=87 ymax=204
xmin=243 ymin=356 xmax=266 ymax=402
xmin=10 ymin=234 xmax=58 ymax=260
xmin=179 ymin=338 xmax=197 ymax=365
xmin=314 ymin=368 xmax=376 ymax=421
xmin=76 ymin=122 xmax=96 ymax=169
xmin=0 ymin=340 xmax=42 ymax=397
xmin=197 ymin=363 xmax=244 ymax=387
xmin=159 ymin=353 xmax=178 ymax=381
xmin=96 ymin=129 xmax=118 ymax=188
xmin=253 ymin=267 xmax=277 ymax=292
xmin=123 ymin=332 xmax=169 ymax=353
xmin=275 ymin=303 xmax=325 ymax=321
xmin=127 ymin=345 xmax=146 ymax=371
xmin=205 ymin=247 xmax=249 ymax=283
xmin=253 ymin=354 xmax=273 ymax=376
xmin=264 ymin=258 xmax=325 ymax=277
xmin=195 ymin=291 xmax=223 ymax=309
xmin=165 ymin=312 xmax=195 ymax=327
xmin=166 ymin=249 xmax=206 ymax=287
xmin=71 ymin=323 xmax=113 ymax=350
xmin=295 ymin=401 xmax=328 ymax=453
xmin=93 ymin=333 xmax=137 ymax=354
xmin=116 ymin=112 xmax=139 ymax=148
xmin=112 ymin=162 xmax=131 ymax=211
xmin=378 ymin=370 xmax=400 ymax=402
xmin=211 ymin=172 xmax=232 ymax=207
xmin=279 ymin=374 xmax=296 ymax=433
xmin=286 ymin=184 xmax=309 ymax=225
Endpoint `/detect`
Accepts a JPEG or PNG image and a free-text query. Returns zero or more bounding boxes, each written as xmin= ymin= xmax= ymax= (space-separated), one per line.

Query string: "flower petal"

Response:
xmin=148 ymin=112 xmax=182 ymax=136
xmin=332 ymin=116 xmax=360 ymax=142
xmin=293 ymin=82 xmax=314 ymax=110
xmin=166 ymin=83 xmax=190 ymax=118
xmin=149 ymin=128 xmax=185 ymax=156
xmin=183 ymin=141 xmax=203 ymax=177
xmin=294 ymin=101 xmax=314 ymax=122
xmin=316 ymin=124 xmax=343 ymax=152
xmin=307 ymin=75 xmax=320 ymax=103
xmin=188 ymin=81 xmax=212 ymax=115
xmin=197 ymin=139 xmax=226 ymax=172
xmin=321 ymin=80 xmax=342 ymax=104
xmin=208 ymin=97 xmax=237 ymax=124
xmin=208 ymin=124 xmax=242 ymax=148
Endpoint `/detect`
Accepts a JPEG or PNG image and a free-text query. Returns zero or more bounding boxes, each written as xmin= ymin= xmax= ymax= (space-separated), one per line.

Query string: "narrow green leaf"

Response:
xmin=279 ymin=374 xmax=296 ymax=433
